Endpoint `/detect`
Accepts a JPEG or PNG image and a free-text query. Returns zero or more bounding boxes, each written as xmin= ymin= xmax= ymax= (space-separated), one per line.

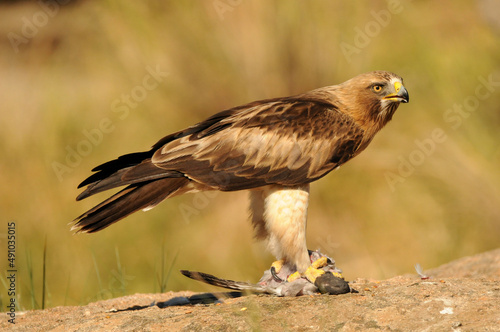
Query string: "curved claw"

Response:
xmin=270 ymin=266 xmax=284 ymax=282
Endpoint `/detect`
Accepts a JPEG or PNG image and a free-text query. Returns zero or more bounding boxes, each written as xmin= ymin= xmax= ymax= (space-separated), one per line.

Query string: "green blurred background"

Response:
xmin=1 ymin=0 xmax=499 ymax=310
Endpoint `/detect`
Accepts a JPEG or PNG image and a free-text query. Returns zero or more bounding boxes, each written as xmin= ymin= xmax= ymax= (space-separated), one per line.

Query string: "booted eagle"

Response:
xmin=74 ymin=71 xmax=409 ymax=281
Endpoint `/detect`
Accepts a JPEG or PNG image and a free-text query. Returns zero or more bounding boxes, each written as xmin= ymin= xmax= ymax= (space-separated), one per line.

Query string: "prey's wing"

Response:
xmin=180 ymin=270 xmax=277 ymax=295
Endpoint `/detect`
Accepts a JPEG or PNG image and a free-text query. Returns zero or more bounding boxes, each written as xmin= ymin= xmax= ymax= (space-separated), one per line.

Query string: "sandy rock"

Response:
xmin=3 ymin=249 xmax=499 ymax=331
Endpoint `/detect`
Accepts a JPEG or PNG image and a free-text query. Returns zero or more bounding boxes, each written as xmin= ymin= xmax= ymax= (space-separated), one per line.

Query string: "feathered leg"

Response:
xmin=260 ymin=184 xmax=311 ymax=273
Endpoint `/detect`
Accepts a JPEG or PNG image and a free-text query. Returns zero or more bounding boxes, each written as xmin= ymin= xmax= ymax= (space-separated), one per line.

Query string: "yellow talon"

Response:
xmin=287 ymin=271 xmax=301 ymax=282
xmin=271 ymin=260 xmax=284 ymax=274
xmin=284 ymin=256 xmax=342 ymax=283
xmin=304 ymin=266 xmax=325 ymax=283
xmin=311 ymin=256 xmax=328 ymax=269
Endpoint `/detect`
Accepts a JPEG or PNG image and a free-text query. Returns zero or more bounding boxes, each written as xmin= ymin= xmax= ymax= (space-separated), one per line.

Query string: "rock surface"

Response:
xmin=4 ymin=249 xmax=500 ymax=331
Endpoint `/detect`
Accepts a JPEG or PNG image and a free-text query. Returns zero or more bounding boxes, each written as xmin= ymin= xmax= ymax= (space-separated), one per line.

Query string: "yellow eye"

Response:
xmin=372 ymin=85 xmax=383 ymax=92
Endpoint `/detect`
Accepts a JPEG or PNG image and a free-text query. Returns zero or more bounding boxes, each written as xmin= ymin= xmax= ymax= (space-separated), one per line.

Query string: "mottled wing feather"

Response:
xmin=152 ymin=99 xmax=364 ymax=191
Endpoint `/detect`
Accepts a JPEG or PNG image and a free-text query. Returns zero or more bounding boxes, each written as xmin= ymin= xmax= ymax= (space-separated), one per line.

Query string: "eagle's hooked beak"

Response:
xmin=383 ymin=81 xmax=409 ymax=103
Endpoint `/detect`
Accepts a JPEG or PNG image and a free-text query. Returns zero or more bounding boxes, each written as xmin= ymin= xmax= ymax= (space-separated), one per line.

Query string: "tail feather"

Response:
xmin=76 ymin=166 xmax=135 ymax=201
xmin=76 ymin=161 xmax=183 ymax=201
xmin=78 ymin=151 xmax=153 ymax=189
xmin=73 ymin=177 xmax=189 ymax=233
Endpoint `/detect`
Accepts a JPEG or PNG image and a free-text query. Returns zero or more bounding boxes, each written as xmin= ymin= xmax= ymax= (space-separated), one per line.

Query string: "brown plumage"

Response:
xmin=74 ymin=71 xmax=409 ymax=275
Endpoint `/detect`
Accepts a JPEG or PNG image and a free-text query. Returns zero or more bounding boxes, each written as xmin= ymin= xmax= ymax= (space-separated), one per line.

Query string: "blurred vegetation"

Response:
xmin=0 ymin=0 xmax=499 ymax=310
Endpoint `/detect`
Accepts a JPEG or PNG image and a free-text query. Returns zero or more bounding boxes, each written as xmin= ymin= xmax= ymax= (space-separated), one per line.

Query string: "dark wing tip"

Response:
xmin=75 ymin=190 xmax=90 ymax=201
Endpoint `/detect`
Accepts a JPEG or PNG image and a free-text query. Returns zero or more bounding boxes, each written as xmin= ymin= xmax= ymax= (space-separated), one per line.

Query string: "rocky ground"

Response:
xmin=3 ymin=249 xmax=500 ymax=331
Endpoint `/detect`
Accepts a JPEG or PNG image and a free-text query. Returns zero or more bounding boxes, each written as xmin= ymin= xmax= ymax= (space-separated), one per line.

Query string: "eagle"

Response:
xmin=74 ymin=71 xmax=409 ymax=283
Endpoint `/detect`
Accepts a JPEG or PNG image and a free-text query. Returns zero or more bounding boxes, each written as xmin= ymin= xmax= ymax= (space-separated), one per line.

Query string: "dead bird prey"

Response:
xmin=74 ymin=71 xmax=409 ymax=285
xmin=181 ymin=250 xmax=352 ymax=296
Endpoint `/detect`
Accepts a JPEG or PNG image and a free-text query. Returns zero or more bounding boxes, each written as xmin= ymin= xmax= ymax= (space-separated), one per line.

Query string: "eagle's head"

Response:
xmin=327 ymin=71 xmax=409 ymax=135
